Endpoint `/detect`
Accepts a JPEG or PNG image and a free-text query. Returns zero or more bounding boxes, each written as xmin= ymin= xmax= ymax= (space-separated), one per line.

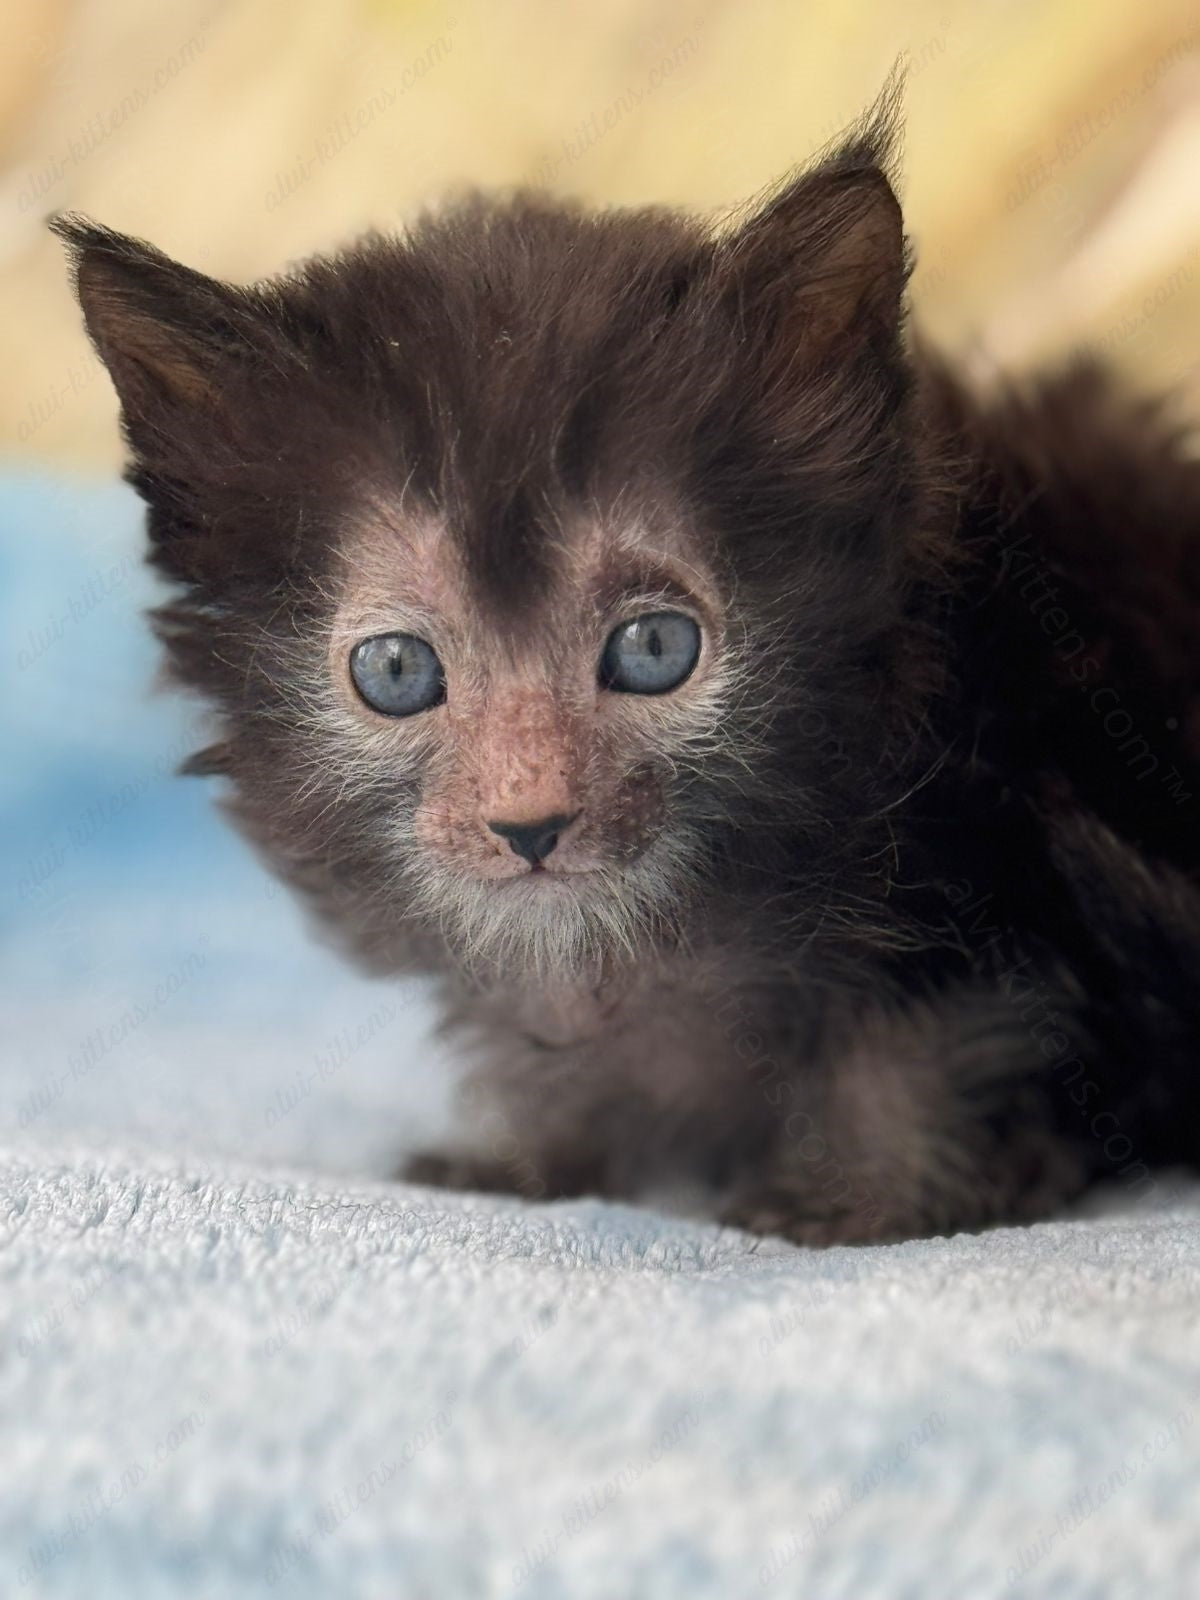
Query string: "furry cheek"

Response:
xmin=412 ymin=781 xmax=500 ymax=871
xmin=576 ymin=763 xmax=667 ymax=866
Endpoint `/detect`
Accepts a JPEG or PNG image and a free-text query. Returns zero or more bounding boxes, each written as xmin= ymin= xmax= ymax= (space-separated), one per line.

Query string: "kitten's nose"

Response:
xmin=486 ymin=812 xmax=580 ymax=866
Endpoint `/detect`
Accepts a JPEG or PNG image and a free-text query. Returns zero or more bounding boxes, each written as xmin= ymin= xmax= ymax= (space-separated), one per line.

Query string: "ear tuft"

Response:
xmin=718 ymin=77 xmax=910 ymax=365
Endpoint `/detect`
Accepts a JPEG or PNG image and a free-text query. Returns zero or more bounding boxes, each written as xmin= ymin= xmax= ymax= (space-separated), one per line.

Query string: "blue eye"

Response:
xmin=350 ymin=633 xmax=445 ymax=716
xmin=600 ymin=612 xmax=701 ymax=695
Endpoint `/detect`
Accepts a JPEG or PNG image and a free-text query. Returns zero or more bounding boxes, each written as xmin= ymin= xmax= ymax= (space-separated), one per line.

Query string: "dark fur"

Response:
xmin=55 ymin=102 xmax=1200 ymax=1244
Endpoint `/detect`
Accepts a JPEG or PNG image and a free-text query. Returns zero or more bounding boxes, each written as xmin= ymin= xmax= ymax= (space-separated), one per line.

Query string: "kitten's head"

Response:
xmin=56 ymin=101 xmax=918 ymax=985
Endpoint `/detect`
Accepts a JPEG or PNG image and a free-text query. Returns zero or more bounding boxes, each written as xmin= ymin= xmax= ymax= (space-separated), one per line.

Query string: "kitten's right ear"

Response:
xmin=716 ymin=87 xmax=909 ymax=372
xmin=50 ymin=215 xmax=270 ymax=453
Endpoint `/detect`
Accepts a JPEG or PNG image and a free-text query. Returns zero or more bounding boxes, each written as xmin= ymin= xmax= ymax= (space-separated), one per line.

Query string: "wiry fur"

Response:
xmin=55 ymin=99 xmax=1200 ymax=1244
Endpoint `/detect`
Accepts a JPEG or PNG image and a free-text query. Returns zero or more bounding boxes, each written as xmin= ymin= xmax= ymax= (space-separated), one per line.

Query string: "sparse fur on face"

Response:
xmin=57 ymin=92 xmax=1200 ymax=1244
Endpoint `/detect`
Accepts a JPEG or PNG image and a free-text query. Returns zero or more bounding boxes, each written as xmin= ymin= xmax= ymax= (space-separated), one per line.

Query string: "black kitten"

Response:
xmin=55 ymin=99 xmax=1200 ymax=1243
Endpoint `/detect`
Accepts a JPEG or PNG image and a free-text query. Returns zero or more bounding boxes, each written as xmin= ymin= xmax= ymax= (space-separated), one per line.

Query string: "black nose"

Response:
xmin=486 ymin=812 xmax=579 ymax=866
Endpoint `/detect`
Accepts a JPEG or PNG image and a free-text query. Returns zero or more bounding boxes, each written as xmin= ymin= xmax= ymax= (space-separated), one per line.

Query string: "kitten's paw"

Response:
xmin=719 ymin=1190 xmax=903 ymax=1248
xmin=397 ymin=1149 xmax=521 ymax=1195
xmin=398 ymin=1145 xmax=603 ymax=1202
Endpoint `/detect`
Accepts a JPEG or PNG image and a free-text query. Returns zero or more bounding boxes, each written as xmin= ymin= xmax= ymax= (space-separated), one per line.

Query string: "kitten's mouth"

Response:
xmin=497 ymin=864 xmax=598 ymax=885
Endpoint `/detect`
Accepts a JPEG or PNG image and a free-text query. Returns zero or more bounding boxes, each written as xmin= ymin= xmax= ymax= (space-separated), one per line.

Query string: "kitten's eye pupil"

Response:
xmin=600 ymin=612 xmax=700 ymax=695
xmin=350 ymin=633 xmax=445 ymax=717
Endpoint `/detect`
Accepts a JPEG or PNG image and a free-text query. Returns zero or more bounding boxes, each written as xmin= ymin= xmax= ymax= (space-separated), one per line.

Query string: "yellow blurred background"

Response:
xmin=2 ymin=0 xmax=1199 ymax=471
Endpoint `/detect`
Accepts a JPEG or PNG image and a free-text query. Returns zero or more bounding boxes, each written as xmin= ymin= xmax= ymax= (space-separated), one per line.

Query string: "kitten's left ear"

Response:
xmin=50 ymin=214 xmax=280 ymax=461
xmin=718 ymin=98 xmax=910 ymax=364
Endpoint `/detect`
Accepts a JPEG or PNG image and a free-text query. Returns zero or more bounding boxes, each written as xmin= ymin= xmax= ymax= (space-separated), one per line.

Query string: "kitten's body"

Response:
xmin=57 ymin=106 xmax=1200 ymax=1243
xmin=419 ymin=360 xmax=1200 ymax=1240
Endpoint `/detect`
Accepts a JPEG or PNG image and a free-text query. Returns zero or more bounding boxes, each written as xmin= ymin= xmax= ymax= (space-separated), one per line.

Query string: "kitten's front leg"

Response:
xmin=720 ymin=988 xmax=1091 ymax=1246
xmin=399 ymin=1138 xmax=607 ymax=1203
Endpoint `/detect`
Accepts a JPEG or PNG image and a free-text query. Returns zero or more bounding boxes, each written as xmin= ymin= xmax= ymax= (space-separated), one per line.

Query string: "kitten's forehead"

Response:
xmin=334 ymin=490 xmax=713 ymax=655
xmin=298 ymin=200 xmax=719 ymax=619
xmin=432 ymin=461 xmax=706 ymax=630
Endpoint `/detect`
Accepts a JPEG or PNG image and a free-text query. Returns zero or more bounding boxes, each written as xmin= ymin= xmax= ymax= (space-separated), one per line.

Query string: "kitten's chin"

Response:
xmin=411 ymin=841 xmax=692 ymax=986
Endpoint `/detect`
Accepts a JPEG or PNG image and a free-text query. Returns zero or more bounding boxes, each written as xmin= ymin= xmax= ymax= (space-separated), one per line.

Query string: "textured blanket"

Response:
xmin=3 ymin=473 xmax=1199 ymax=1598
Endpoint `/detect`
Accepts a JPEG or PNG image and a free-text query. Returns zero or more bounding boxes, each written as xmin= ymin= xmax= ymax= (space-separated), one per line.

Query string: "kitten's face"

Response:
xmin=319 ymin=498 xmax=738 ymax=976
xmin=58 ymin=108 xmax=912 ymax=984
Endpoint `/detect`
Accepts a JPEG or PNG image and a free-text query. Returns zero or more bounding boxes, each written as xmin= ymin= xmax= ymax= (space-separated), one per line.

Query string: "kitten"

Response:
xmin=55 ymin=100 xmax=1200 ymax=1245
